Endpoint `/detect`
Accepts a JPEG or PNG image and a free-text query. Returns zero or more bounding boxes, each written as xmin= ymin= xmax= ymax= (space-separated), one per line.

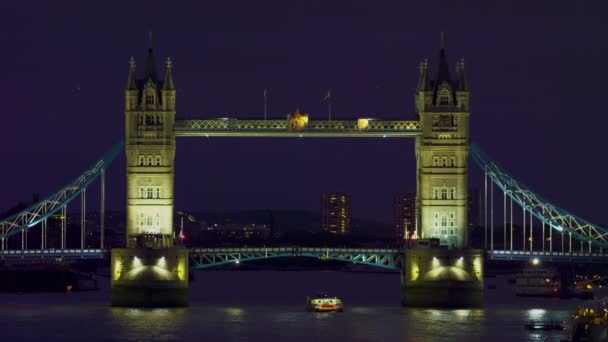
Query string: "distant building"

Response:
xmin=321 ymin=193 xmax=350 ymax=235
xmin=203 ymin=223 xmax=271 ymax=242
xmin=467 ymin=187 xmax=481 ymax=230
xmin=394 ymin=192 xmax=417 ymax=244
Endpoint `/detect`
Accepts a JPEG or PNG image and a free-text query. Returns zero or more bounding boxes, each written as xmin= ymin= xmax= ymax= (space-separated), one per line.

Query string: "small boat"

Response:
xmin=306 ymin=293 xmax=343 ymax=312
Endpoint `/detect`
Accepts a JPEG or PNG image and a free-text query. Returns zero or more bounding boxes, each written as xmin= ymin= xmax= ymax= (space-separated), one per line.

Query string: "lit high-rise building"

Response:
xmin=321 ymin=193 xmax=350 ymax=235
xmin=394 ymin=192 xmax=418 ymax=244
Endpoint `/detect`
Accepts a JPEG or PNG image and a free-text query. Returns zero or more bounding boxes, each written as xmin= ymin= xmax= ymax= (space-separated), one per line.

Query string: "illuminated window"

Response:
xmin=439 ymin=95 xmax=450 ymax=105
xmin=146 ymin=95 xmax=154 ymax=105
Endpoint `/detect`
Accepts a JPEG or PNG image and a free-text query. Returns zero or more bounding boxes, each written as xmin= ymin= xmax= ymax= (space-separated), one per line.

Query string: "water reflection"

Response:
xmin=111 ymin=307 xmax=186 ymax=341
xmin=221 ymin=307 xmax=246 ymax=322
xmin=526 ymin=308 xmax=547 ymax=321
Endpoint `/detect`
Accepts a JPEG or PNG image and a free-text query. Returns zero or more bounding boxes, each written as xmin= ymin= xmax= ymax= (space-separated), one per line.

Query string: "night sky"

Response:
xmin=1 ymin=1 xmax=607 ymax=225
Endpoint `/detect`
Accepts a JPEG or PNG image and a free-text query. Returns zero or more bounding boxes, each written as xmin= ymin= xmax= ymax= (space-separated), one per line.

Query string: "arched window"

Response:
xmin=438 ymin=85 xmax=452 ymax=106
xmin=441 ymin=157 xmax=447 ymax=167
xmin=147 ymin=156 xmax=153 ymax=166
xmin=138 ymin=156 xmax=144 ymax=166
xmin=138 ymin=188 xmax=144 ymax=199
xmin=432 ymin=156 xmax=439 ymax=166
xmin=146 ymin=95 xmax=155 ymax=105
xmin=155 ymin=156 xmax=161 ymax=166
xmin=138 ymin=115 xmax=144 ymax=126
xmin=156 ymin=188 xmax=161 ymax=199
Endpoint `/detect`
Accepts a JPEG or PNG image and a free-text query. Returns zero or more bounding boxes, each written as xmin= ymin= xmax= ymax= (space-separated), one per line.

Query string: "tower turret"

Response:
xmin=125 ymin=57 xmax=138 ymax=111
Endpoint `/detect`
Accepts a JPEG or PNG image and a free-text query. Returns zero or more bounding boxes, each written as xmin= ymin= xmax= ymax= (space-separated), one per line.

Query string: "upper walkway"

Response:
xmin=174 ymin=119 xmax=422 ymax=138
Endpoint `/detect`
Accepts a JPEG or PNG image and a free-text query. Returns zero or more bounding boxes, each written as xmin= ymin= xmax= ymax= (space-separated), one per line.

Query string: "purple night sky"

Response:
xmin=0 ymin=1 xmax=607 ymax=224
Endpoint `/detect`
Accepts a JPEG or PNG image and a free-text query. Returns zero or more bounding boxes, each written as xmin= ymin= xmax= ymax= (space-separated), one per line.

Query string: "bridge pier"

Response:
xmin=111 ymin=247 xmax=189 ymax=307
xmin=401 ymin=248 xmax=483 ymax=308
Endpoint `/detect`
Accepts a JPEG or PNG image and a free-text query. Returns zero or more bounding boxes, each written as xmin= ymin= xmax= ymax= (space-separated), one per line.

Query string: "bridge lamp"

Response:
xmin=235 ymin=259 xmax=240 ymax=264
xmin=531 ymin=258 xmax=540 ymax=265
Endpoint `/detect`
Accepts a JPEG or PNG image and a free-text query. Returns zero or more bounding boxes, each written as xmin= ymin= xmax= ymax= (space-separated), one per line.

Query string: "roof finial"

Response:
xmin=163 ymin=56 xmax=175 ymax=90
xmin=148 ymin=31 xmax=153 ymax=50
xmin=440 ymin=32 xmax=445 ymax=50
xmin=129 ymin=56 xmax=136 ymax=70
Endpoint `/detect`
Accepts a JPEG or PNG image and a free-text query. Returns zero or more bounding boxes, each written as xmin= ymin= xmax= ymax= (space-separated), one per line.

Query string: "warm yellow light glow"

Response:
xmin=157 ymin=256 xmax=167 ymax=268
xmin=289 ymin=109 xmax=309 ymax=130
xmin=432 ymin=256 xmax=441 ymax=268
xmin=357 ymin=118 xmax=369 ymax=130
xmin=473 ymin=256 xmax=482 ymax=280
xmin=411 ymin=262 xmax=419 ymax=281
xmin=455 ymin=256 xmax=464 ymax=268
xmin=114 ymin=259 xmax=123 ymax=280
xmin=132 ymin=256 xmax=143 ymax=268
xmin=531 ymin=258 xmax=540 ymax=265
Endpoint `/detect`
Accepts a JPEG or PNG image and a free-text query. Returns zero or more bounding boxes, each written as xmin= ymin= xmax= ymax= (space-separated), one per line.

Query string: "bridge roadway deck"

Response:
xmin=2 ymin=248 xmax=608 ymax=264
xmin=173 ymin=119 xmax=422 ymax=138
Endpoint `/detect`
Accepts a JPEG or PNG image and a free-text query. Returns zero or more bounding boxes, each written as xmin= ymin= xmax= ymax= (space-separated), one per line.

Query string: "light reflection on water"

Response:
xmin=0 ymin=272 xmax=579 ymax=341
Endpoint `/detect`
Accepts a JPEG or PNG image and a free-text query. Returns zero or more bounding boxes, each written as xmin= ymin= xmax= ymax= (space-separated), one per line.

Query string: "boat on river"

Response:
xmin=306 ymin=293 xmax=343 ymax=312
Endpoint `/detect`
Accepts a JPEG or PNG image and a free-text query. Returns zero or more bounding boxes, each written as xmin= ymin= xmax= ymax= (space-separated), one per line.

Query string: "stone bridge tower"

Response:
xmin=124 ymin=40 xmax=176 ymax=248
xmin=112 ymin=39 xmax=188 ymax=307
xmin=415 ymin=34 xmax=470 ymax=249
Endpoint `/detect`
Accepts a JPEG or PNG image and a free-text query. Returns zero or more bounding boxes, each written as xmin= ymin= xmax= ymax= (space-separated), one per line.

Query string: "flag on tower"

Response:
xmin=321 ymin=88 xmax=331 ymax=103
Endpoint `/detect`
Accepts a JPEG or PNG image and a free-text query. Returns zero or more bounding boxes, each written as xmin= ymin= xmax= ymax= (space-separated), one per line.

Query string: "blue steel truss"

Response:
xmin=189 ymin=247 xmax=402 ymax=270
xmin=470 ymin=143 xmax=608 ymax=249
xmin=0 ymin=141 xmax=124 ymax=240
xmin=0 ymin=249 xmax=105 ymax=259
xmin=488 ymin=250 xmax=608 ymax=263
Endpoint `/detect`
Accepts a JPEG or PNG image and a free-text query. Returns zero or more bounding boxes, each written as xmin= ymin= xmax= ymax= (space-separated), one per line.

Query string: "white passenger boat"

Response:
xmin=306 ymin=293 xmax=343 ymax=312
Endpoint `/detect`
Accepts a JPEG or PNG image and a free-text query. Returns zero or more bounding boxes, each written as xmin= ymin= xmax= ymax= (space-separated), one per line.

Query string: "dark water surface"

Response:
xmin=0 ymin=271 xmax=577 ymax=341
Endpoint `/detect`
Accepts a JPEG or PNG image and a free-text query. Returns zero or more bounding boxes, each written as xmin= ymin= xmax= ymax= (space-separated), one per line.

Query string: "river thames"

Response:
xmin=0 ymin=270 xmax=577 ymax=341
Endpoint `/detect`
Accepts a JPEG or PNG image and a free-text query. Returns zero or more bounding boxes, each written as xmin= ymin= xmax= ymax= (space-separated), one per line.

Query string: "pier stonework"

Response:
xmin=111 ymin=39 xmax=188 ymax=307
xmin=401 ymin=248 xmax=483 ymax=307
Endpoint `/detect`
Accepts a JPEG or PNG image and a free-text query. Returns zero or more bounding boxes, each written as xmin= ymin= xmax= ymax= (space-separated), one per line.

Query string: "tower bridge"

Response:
xmin=1 ymin=36 xmax=606 ymax=307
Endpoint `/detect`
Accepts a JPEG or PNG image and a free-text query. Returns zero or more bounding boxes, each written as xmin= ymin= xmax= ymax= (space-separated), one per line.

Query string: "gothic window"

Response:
xmin=146 ymin=95 xmax=155 ymax=105
xmin=450 ymin=157 xmax=456 ymax=167
xmin=155 ymin=156 xmax=161 ymax=166
xmin=441 ymin=216 xmax=447 ymax=227
xmin=439 ymin=95 xmax=450 ymax=105
xmin=138 ymin=188 xmax=144 ymax=199
xmin=441 ymin=188 xmax=448 ymax=199
xmin=441 ymin=157 xmax=447 ymax=167
xmin=147 ymin=188 xmax=153 ymax=198
xmin=139 ymin=213 xmax=145 ymax=227
xmin=138 ymin=156 xmax=144 ymax=166
xmin=138 ymin=115 xmax=144 ymax=126
xmin=147 ymin=156 xmax=153 ymax=166
xmin=450 ymin=188 xmax=456 ymax=199
xmin=156 ymin=188 xmax=161 ymax=199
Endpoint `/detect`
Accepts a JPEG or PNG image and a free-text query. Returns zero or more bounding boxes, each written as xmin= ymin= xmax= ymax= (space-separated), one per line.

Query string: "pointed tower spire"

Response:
xmin=163 ymin=57 xmax=175 ymax=90
xmin=417 ymin=58 xmax=430 ymax=91
xmin=435 ymin=32 xmax=451 ymax=83
xmin=457 ymin=58 xmax=468 ymax=91
xmin=126 ymin=56 xmax=137 ymax=90
xmin=144 ymin=31 xmax=158 ymax=82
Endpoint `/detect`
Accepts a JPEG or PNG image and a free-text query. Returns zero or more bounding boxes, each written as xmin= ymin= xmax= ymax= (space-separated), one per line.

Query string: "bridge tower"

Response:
xmin=415 ymin=33 xmax=470 ymax=249
xmin=111 ymin=37 xmax=188 ymax=307
xmin=402 ymin=34 xmax=483 ymax=307
xmin=124 ymin=39 xmax=176 ymax=248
